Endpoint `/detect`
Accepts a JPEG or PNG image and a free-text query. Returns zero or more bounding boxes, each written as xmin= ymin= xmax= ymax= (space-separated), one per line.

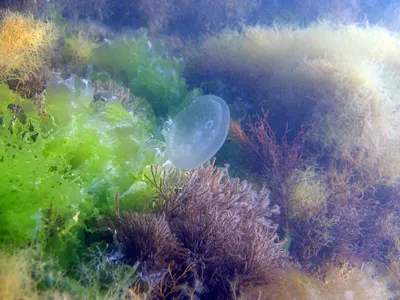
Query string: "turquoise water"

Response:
xmin=0 ymin=1 xmax=400 ymax=299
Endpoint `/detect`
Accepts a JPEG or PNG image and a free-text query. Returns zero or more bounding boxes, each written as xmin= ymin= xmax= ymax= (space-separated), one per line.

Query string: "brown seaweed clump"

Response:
xmin=105 ymin=161 xmax=285 ymax=299
xmin=93 ymin=80 xmax=131 ymax=105
xmin=229 ymin=112 xmax=308 ymax=215
xmin=229 ymin=112 xmax=400 ymax=282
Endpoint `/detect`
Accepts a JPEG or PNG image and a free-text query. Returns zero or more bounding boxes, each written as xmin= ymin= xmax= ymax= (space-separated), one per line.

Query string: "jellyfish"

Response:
xmin=164 ymin=95 xmax=230 ymax=170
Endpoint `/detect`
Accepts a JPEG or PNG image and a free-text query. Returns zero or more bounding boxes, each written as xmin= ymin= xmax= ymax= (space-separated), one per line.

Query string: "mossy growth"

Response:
xmin=246 ymin=264 xmax=392 ymax=299
xmin=0 ymin=249 xmax=39 ymax=299
xmin=0 ymin=246 xmax=141 ymax=299
xmin=64 ymin=31 xmax=99 ymax=66
xmin=287 ymin=167 xmax=328 ymax=221
xmin=0 ymin=10 xmax=57 ymax=84
xmin=188 ymin=22 xmax=400 ymax=181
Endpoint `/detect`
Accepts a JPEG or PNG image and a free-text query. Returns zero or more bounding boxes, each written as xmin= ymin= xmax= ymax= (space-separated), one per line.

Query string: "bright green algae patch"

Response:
xmin=0 ymin=85 xmax=82 ymax=246
xmin=0 ymin=78 xmax=161 ymax=249
xmin=91 ymin=34 xmax=199 ymax=117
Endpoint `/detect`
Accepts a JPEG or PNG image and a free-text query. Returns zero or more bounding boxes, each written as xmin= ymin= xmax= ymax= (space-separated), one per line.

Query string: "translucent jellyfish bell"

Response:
xmin=165 ymin=95 xmax=230 ymax=170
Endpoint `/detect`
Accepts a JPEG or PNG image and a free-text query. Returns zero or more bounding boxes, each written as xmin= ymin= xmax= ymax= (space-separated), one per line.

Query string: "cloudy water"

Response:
xmin=0 ymin=1 xmax=399 ymax=299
